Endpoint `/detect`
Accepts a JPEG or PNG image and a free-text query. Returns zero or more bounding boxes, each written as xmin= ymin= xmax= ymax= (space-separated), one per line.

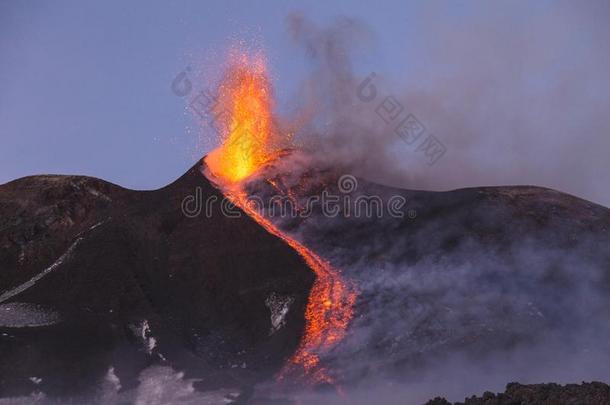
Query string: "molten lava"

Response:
xmin=205 ymin=53 xmax=281 ymax=183
xmin=204 ymin=52 xmax=356 ymax=385
xmin=222 ymin=188 xmax=357 ymax=384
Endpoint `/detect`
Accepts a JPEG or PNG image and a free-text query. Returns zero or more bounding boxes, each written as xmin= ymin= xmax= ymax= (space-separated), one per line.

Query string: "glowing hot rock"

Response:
xmin=204 ymin=52 xmax=356 ymax=386
xmin=205 ymin=53 xmax=281 ymax=183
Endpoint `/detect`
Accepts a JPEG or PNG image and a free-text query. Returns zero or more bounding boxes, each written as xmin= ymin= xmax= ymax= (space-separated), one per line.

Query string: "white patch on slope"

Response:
xmin=105 ymin=367 xmax=121 ymax=392
xmin=130 ymin=320 xmax=157 ymax=356
xmin=96 ymin=365 xmax=122 ymax=403
xmin=0 ymin=237 xmax=82 ymax=304
xmin=28 ymin=377 xmax=42 ymax=385
xmin=86 ymin=187 xmax=112 ymax=202
xmin=265 ymin=293 xmax=295 ymax=335
xmin=133 ymin=366 xmax=239 ymax=405
xmin=0 ymin=221 xmax=105 ymax=304
xmin=0 ymin=303 xmax=60 ymax=328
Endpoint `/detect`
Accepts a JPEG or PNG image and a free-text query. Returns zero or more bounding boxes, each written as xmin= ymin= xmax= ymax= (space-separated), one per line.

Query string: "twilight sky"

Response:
xmin=1 ymin=1 xmax=609 ymax=205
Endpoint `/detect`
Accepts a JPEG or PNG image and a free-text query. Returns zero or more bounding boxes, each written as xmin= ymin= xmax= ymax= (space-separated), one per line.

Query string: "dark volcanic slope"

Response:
xmin=0 ymin=161 xmax=314 ymax=398
xmin=243 ymin=162 xmax=610 ymax=392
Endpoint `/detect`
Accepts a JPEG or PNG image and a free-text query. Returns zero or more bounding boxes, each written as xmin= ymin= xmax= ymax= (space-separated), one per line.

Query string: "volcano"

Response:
xmin=3 ymin=52 xmax=610 ymax=403
xmin=1 ymin=156 xmax=610 ymax=403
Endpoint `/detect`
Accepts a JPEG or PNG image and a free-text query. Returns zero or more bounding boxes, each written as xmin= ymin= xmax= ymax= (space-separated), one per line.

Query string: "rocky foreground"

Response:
xmin=425 ymin=382 xmax=610 ymax=405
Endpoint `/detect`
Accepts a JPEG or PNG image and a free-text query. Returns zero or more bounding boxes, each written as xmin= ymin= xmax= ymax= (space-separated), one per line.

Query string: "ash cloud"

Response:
xmin=283 ymin=2 xmax=610 ymax=207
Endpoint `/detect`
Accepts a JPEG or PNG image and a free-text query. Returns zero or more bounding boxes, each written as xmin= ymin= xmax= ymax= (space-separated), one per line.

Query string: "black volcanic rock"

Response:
xmin=0 ymin=161 xmax=314 ymax=399
xmin=424 ymin=381 xmax=610 ymax=405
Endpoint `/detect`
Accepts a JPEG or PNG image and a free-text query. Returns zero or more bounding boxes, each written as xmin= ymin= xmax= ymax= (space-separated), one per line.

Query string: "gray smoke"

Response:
xmin=284 ymin=2 xmax=610 ymax=207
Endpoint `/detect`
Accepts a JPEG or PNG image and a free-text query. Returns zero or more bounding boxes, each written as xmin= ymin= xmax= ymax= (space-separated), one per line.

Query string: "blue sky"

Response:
xmin=2 ymin=1 xmax=609 ymax=205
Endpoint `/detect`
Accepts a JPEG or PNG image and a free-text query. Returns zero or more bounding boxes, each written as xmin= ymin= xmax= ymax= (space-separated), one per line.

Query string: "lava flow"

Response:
xmin=203 ymin=52 xmax=357 ymax=384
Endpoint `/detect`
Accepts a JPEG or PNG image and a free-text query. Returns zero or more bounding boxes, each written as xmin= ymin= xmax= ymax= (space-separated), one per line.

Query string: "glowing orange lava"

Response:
xmin=204 ymin=51 xmax=357 ymax=385
xmin=224 ymin=188 xmax=356 ymax=384
xmin=205 ymin=53 xmax=281 ymax=183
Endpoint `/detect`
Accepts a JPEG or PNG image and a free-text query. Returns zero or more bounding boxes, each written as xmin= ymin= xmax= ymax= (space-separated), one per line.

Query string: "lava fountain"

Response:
xmin=203 ymin=52 xmax=357 ymax=385
xmin=205 ymin=52 xmax=281 ymax=184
